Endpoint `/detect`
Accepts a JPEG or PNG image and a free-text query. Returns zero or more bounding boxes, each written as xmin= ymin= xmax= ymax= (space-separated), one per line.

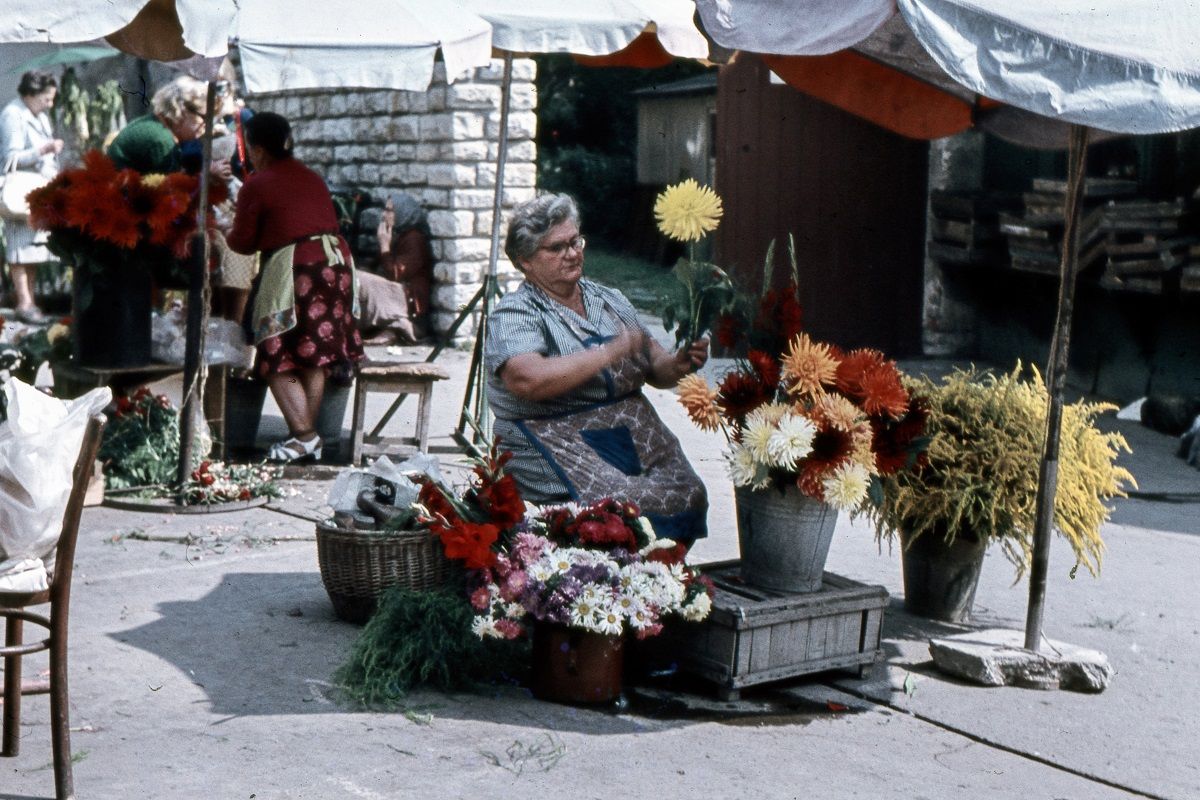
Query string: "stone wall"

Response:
xmin=247 ymin=59 xmax=538 ymax=340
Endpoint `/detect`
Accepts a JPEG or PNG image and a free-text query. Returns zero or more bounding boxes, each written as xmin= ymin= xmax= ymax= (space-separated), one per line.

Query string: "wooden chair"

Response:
xmin=349 ymin=360 xmax=449 ymax=464
xmin=1 ymin=413 xmax=106 ymax=800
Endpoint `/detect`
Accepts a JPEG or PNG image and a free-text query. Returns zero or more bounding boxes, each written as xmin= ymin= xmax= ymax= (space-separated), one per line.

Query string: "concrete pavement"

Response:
xmin=3 ymin=341 xmax=1198 ymax=799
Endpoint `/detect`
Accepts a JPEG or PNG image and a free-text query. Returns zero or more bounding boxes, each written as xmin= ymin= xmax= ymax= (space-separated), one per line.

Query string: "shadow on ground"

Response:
xmin=112 ymin=571 xmax=878 ymax=734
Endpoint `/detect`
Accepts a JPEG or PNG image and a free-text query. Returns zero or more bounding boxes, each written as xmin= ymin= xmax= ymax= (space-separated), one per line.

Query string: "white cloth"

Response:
xmin=694 ymin=0 xmax=894 ymax=55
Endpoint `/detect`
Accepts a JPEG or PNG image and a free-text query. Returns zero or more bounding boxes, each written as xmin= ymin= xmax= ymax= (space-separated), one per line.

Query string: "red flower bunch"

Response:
xmin=417 ymin=439 xmax=527 ymax=570
xmin=541 ymin=498 xmax=650 ymax=552
xmin=114 ymin=386 xmax=172 ymax=418
xmin=27 ymin=150 xmax=226 ymax=266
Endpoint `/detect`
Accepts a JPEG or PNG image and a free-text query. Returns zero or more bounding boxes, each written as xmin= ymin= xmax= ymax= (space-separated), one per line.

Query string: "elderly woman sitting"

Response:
xmin=485 ymin=193 xmax=710 ymax=545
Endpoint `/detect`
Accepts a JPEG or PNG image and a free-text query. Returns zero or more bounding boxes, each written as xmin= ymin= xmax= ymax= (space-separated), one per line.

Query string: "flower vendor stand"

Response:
xmin=649 ymin=561 xmax=887 ymax=701
xmin=735 ymin=485 xmax=838 ymax=593
xmin=530 ymin=622 xmax=625 ymax=705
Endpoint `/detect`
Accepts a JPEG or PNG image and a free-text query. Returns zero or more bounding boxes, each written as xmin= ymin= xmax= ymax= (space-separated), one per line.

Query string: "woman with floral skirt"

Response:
xmin=227 ymin=112 xmax=363 ymax=462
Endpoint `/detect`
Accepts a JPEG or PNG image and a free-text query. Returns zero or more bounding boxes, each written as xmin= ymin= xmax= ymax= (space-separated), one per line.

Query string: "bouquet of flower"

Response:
xmin=468 ymin=500 xmax=712 ymax=641
xmin=97 ymin=387 xmax=183 ymax=490
xmin=677 ymin=329 xmax=927 ymax=513
xmin=416 ymin=440 xmax=527 ymax=570
xmin=27 ymin=150 xmax=223 ymax=291
xmin=183 ymin=460 xmax=283 ymax=506
xmin=654 ymin=179 xmax=735 ymax=348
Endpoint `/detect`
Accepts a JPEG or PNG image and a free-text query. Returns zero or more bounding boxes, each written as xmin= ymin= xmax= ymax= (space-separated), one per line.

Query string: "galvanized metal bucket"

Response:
xmin=735 ymin=485 xmax=838 ymax=593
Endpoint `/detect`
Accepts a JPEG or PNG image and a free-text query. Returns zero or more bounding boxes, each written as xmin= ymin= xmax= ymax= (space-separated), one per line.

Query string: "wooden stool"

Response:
xmin=350 ymin=360 xmax=450 ymax=464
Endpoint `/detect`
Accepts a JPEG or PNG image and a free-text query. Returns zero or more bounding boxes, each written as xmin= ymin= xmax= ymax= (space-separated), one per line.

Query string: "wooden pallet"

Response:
xmin=652 ymin=561 xmax=888 ymax=700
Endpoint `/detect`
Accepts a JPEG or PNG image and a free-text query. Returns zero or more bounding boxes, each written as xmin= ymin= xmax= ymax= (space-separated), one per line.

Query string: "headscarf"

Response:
xmin=389 ymin=191 xmax=431 ymax=252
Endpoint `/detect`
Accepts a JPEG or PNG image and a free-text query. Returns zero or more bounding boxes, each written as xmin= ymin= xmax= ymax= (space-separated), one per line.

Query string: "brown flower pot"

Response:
xmin=530 ymin=622 xmax=624 ymax=704
xmin=900 ymin=528 xmax=987 ymax=623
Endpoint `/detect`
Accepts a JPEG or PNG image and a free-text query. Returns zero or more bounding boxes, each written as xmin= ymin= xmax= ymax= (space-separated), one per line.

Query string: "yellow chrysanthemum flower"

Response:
xmin=140 ymin=173 xmax=167 ymax=188
xmin=781 ymin=333 xmax=839 ymax=397
xmin=677 ymin=373 xmax=722 ymax=432
xmin=654 ymin=179 xmax=723 ymax=242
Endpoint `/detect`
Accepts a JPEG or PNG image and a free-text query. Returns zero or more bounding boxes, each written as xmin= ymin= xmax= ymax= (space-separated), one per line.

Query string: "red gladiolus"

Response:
xmin=436 ymin=521 xmax=499 ymax=570
xmin=472 ymin=472 xmax=526 ymax=528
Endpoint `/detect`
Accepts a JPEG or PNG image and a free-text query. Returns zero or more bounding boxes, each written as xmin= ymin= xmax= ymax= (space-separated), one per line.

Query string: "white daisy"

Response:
xmin=570 ymin=597 xmax=599 ymax=628
xmin=472 ymin=616 xmax=501 ymax=639
xmin=680 ymin=592 xmax=712 ymax=621
xmin=596 ymin=606 xmax=624 ymax=636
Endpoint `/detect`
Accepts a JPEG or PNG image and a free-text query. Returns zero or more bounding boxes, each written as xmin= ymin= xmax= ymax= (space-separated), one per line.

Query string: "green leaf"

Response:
xmin=903 ymin=672 xmax=918 ymax=697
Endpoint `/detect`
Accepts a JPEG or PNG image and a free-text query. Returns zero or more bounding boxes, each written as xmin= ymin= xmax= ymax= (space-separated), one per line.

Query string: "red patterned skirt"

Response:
xmin=256 ymin=258 xmax=364 ymax=378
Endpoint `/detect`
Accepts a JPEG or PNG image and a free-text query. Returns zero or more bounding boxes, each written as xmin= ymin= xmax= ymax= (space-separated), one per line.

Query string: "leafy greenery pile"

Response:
xmin=97 ymin=388 xmax=182 ymax=491
xmin=871 ymin=364 xmax=1136 ymax=577
xmin=335 ymin=587 xmax=528 ymax=707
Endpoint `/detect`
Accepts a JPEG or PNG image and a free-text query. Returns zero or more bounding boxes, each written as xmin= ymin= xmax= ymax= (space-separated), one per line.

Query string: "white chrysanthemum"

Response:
xmin=503 ymin=602 xmax=526 ymax=620
xmin=742 ymin=420 xmax=774 ymax=466
xmin=767 ymin=412 xmax=817 ymax=467
xmin=822 ymin=461 xmax=872 ymax=512
xmin=680 ymin=591 xmax=712 ymax=621
xmin=639 ymin=538 xmax=679 ymax=558
xmin=726 ymin=445 xmax=759 ymax=487
xmin=472 ymin=616 xmax=501 ymax=639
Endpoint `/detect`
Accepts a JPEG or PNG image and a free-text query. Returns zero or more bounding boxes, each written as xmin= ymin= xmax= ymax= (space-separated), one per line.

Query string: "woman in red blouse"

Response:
xmin=227 ymin=112 xmax=363 ymax=462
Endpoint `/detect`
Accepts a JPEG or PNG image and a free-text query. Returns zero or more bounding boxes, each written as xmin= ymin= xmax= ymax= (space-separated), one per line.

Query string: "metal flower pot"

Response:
xmin=530 ymin=622 xmax=624 ymax=705
xmin=899 ymin=528 xmax=987 ymax=623
xmin=735 ymin=484 xmax=838 ymax=593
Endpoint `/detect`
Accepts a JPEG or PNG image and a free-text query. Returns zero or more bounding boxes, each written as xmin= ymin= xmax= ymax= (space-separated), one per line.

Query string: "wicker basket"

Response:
xmin=315 ymin=520 xmax=459 ymax=623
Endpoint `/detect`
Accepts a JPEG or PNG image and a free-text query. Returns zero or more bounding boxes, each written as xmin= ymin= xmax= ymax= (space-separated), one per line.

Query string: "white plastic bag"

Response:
xmin=0 ymin=378 xmax=111 ymax=591
xmin=326 ymin=453 xmax=445 ymax=512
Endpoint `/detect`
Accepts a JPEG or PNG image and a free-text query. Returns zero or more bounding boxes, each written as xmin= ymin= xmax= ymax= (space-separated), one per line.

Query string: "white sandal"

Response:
xmin=267 ymin=433 xmax=323 ymax=463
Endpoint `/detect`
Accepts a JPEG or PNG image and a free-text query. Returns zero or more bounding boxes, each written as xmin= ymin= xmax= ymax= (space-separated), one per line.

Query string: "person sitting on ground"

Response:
xmin=226 ymin=112 xmax=363 ymax=463
xmin=355 ymin=192 xmax=434 ymax=345
xmin=484 ymin=192 xmax=710 ymax=547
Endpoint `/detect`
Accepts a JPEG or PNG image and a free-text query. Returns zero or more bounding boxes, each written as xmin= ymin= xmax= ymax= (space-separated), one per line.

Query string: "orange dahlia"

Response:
xmin=677 ymin=373 xmax=722 ymax=432
xmin=781 ymin=333 xmax=839 ymax=397
xmin=858 ymin=363 xmax=909 ymax=419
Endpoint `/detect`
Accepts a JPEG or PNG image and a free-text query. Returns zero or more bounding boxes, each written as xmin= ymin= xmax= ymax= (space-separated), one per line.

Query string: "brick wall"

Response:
xmin=247 ymin=59 xmax=538 ymax=340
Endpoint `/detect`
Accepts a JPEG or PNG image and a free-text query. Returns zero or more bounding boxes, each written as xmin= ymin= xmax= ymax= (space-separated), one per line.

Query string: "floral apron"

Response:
xmin=512 ymin=301 xmax=708 ymax=542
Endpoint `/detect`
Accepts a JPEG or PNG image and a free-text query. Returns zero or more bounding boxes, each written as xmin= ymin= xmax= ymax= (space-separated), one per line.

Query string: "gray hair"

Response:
xmin=504 ymin=193 xmax=580 ymax=269
xmin=151 ymin=76 xmax=207 ymax=125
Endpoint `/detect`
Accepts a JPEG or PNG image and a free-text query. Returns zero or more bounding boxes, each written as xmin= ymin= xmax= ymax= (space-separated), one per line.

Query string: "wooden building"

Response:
xmin=714 ymin=54 xmax=929 ymax=356
xmin=634 ymin=73 xmax=717 ymax=188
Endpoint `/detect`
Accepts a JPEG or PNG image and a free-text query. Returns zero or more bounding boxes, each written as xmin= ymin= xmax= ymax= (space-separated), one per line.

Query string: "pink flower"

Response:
xmin=469 ymin=586 xmax=491 ymax=611
xmin=499 ymin=570 xmax=528 ymax=603
xmin=494 ymin=618 xmax=524 ymax=640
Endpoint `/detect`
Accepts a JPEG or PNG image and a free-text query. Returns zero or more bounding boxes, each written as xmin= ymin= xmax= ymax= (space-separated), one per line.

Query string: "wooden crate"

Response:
xmin=658 ymin=561 xmax=887 ymax=700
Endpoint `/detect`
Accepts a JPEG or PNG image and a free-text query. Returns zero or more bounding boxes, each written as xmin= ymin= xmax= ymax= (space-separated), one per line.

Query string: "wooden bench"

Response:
xmin=349 ymin=360 xmax=450 ymax=464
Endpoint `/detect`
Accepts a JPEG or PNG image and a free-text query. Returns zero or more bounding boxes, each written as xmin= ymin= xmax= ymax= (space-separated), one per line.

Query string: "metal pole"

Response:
xmin=454 ymin=51 xmax=513 ymax=451
xmin=176 ymin=82 xmax=216 ymax=500
xmin=1024 ymin=123 xmax=1089 ymax=651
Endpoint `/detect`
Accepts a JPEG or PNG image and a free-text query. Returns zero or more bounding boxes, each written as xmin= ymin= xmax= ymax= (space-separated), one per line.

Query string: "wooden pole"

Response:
xmin=1024 ymin=123 xmax=1090 ymax=651
xmin=176 ymin=82 xmax=216 ymax=500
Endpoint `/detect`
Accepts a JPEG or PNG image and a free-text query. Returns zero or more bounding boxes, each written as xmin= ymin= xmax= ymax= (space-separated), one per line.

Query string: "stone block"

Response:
xmin=427 ymin=163 xmax=477 ymax=188
xmin=433 ymin=260 xmax=484 ymax=285
xmin=434 ymin=282 xmax=482 ymax=309
xmin=474 ymin=210 xmax=502 ymax=237
xmin=486 ymin=110 xmax=537 ymax=140
xmin=431 ymin=309 xmax=479 ymax=338
xmin=448 ymin=188 xmax=496 ymax=210
xmin=503 ymin=162 xmax=536 ymax=187
xmin=502 ymin=187 xmax=537 ymax=206
xmin=510 ymin=59 xmax=536 ymax=82
xmin=387 ymin=116 xmax=422 ymax=142
xmin=329 ymin=93 xmax=350 ymax=116
xmin=426 ymin=86 xmax=446 ymax=113
xmin=394 ymin=143 xmax=417 ymax=160
xmin=441 ymin=141 xmax=488 ymax=161
xmin=508 ymin=83 xmax=536 ymax=111
xmin=364 ymin=91 xmax=391 ymax=115
xmin=300 ymin=96 xmax=317 ymax=117
xmin=448 ymin=83 xmax=501 ymax=110
xmin=414 ymin=187 xmax=450 ymax=209
xmin=357 ymin=163 xmax=379 ymax=184
xmin=420 ymin=113 xmax=453 ymax=142
xmin=428 ymin=210 xmax=476 ymax=238
xmin=476 ymin=162 xmax=496 ymax=188
xmin=442 ymin=237 xmax=492 ymax=262
xmin=415 ymin=143 xmax=440 ymax=161
xmin=487 ymin=140 xmax=537 ymax=162
xmin=378 ymin=163 xmax=406 ymax=185
xmin=929 ymin=628 xmax=1113 ymax=693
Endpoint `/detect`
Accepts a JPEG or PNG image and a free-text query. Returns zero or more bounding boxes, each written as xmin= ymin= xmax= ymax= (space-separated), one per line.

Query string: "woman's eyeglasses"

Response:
xmin=539 ymin=235 xmax=586 ymax=257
